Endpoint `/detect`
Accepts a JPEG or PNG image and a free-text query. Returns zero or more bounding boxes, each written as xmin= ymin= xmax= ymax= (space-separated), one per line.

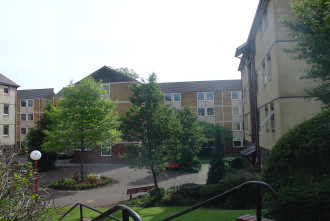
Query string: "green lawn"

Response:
xmin=56 ymin=206 xmax=256 ymax=221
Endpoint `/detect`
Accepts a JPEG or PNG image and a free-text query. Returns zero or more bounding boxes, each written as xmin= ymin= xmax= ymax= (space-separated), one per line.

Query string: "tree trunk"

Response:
xmin=150 ymin=167 xmax=158 ymax=189
xmin=80 ymin=141 xmax=85 ymax=183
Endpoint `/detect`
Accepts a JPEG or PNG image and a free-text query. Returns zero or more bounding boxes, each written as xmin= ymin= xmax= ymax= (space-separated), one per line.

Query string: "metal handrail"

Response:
xmin=162 ymin=181 xmax=277 ymax=221
xmin=58 ymin=203 xmax=142 ymax=221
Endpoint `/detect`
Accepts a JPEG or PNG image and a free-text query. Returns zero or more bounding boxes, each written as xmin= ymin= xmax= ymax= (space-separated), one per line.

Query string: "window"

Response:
xmin=21 ymin=114 xmax=26 ymax=121
xmin=198 ymin=107 xmax=214 ymax=116
xmin=232 ymin=122 xmax=242 ymax=131
xmin=265 ymin=108 xmax=269 ymax=131
xmin=21 ymin=128 xmax=27 ymax=135
xmin=271 ymin=106 xmax=275 ymax=130
xmin=165 ymin=93 xmax=171 ymax=101
xmin=207 ymin=108 xmax=214 ymax=116
xmin=198 ymin=108 xmax=205 ymax=116
xmin=28 ymin=114 xmax=34 ymax=121
xmin=231 ymin=91 xmax=239 ymax=100
xmin=21 ymin=100 xmax=26 ymax=107
xmin=165 ymin=93 xmax=181 ymax=102
xmin=232 ymin=107 xmax=240 ymax=115
xmin=267 ymin=56 xmax=272 ymax=79
xmin=197 ymin=92 xmax=213 ymax=101
xmin=101 ymin=144 xmax=112 ymax=156
xmin=233 ymin=138 xmax=244 ymax=148
xmin=206 ymin=92 xmax=213 ymax=101
xmin=263 ymin=62 xmax=267 ymax=84
xmin=173 ymin=93 xmax=181 ymax=102
xmin=264 ymin=10 xmax=268 ymax=31
xmin=103 ymin=84 xmax=110 ymax=95
xmin=28 ymin=99 xmax=34 ymax=107
xmin=4 ymin=86 xmax=8 ymax=94
xmin=3 ymin=105 xmax=9 ymax=115
xmin=3 ymin=125 xmax=9 ymax=136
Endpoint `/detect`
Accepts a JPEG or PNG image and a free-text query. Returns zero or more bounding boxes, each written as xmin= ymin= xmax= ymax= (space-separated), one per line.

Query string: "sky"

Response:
xmin=0 ymin=0 xmax=259 ymax=93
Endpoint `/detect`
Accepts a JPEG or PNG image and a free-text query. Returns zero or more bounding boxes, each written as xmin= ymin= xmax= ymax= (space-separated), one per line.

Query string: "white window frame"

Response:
xmin=231 ymin=91 xmax=239 ymax=100
xmin=3 ymin=125 xmax=9 ymax=136
xmin=27 ymin=99 xmax=34 ymax=107
xmin=232 ymin=106 xmax=241 ymax=115
xmin=264 ymin=10 xmax=268 ymax=31
xmin=197 ymin=108 xmax=205 ymax=116
xmin=267 ymin=55 xmax=272 ymax=80
xmin=263 ymin=62 xmax=267 ymax=84
xmin=232 ymin=122 xmax=243 ymax=131
xmin=4 ymin=86 xmax=9 ymax=95
xmin=103 ymin=83 xmax=110 ymax=95
xmin=3 ymin=104 xmax=9 ymax=115
xmin=28 ymin=114 xmax=34 ymax=121
xmin=233 ymin=138 xmax=244 ymax=148
xmin=206 ymin=107 xmax=214 ymax=116
xmin=20 ymin=128 xmax=27 ymax=135
xmin=21 ymin=114 xmax=26 ymax=121
xmin=164 ymin=93 xmax=181 ymax=102
xmin=101 ymin=144 xmax=112 ymax=156
xmin=197 ymin=92 xmax=214 ymax=101
xmin=21 ymin=100 xmax=26 ymax=107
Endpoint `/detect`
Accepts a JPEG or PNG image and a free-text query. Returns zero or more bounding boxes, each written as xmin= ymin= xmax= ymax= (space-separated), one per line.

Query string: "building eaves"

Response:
xmin=17 ymin=88 xmax=55 ymax=99
xmin=160 ymin=80 xmax=242 ymax=93
xmin=0 ymin=73 xmax=20 ymax=88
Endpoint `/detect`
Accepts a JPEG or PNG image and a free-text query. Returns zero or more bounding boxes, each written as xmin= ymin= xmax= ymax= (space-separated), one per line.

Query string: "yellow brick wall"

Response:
xmin=223 ymin=106 xmax=232 ymax=121
xmin=16 ymin=127 xmax=20 ymax=140
xmin=34 ymin=99 xmax=39 ymax=112
xmin=223 ymin=91 xmax=231 ymax=105
xmin=224 ymin=122 xmax=232 ymax=131
xmin=182 ymin=92 xmax=197 ymax=106
xmin=214 ymin=91 xmax=223 ymax=106
xmin=115 ymin=102 xmax=132 ymax=117
xmin=215 ymin=107 xmax=223 ymax=121
xmin=110 ymin=83 xmax=133 ymax=101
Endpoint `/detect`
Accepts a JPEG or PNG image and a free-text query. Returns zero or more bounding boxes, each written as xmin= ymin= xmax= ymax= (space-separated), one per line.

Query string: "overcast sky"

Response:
xmin=0 ymin=0 xmax=259 ymax=93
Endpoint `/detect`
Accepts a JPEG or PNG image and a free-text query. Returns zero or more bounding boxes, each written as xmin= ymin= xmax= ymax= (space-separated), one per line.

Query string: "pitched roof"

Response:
xmin=77 ymin=66 xmax=136 ymax=84
xmin=56 ymin=66 xmax=137 ymax=96
xmin=17 ymin=88 xmax=54 ymax=99
xmin=0 ymin=73 xmax=20 ymax=87
xmin=160 ymin=80 xmax=242 ymax=93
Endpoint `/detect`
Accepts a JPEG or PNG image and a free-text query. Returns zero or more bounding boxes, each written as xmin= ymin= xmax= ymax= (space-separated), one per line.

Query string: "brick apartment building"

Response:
xmin=16 ymin=88 xmax=55 ymax=149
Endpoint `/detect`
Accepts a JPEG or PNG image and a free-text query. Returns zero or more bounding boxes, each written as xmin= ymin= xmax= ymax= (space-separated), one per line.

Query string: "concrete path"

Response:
xmin=40 ymin=160 xmax=208 ymax=208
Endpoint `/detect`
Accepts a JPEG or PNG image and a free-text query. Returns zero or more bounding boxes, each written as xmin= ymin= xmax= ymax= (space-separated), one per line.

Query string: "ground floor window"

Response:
xmin=233 ymin=138 xmax=244 ymax=148
xmin=101 ymin=144 xmax=112 ymax=156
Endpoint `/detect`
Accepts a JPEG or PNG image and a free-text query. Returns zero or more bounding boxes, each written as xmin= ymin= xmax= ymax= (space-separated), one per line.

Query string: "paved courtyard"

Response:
xmin=40 ymin=160 xmax=208 ymax=208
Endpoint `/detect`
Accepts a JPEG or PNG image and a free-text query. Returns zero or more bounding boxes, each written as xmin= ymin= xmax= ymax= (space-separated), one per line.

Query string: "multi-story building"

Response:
xmin=16 ymin=88 xmax=55 ymax=149
xmin=0 ymin=73 xmax=20 ymax=150
xmin=235 ymin=0 xmax=322 ymax=166
xmin=57 ymin=66 xmax=137 ymax=163
xmin=160 ymin=80 xmax=244 ymax=153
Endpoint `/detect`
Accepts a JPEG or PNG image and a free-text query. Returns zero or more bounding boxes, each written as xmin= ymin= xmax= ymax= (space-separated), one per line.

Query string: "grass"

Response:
xmin=56 ymin=206 xmax=257 ymax=221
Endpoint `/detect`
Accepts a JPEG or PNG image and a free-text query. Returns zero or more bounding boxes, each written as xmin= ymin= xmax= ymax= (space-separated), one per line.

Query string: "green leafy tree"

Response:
xmin=25 ymin=104 xmax=58 ymax=172
xmin=43 ymin=77 xmax=120 ymax=182
xmin=120 ymin=73 xmax=181 ymax=190
xmin=282 ymin=0 xmax=330 ymax=107
xmin=207 ymin=125 xmax=232 ymax=184
xmin=176 ymin=106 xmax=205 ymax=172
xmin=114 ymin=67 xmax=140 ymax=80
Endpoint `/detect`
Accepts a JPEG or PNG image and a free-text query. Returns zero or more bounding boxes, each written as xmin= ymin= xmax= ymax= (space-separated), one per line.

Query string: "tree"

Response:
xmin=120 ymin=73 xmax=181 ymax=190
xmin=206 ymin=125 xmax=232 ymax=185
xmin=176 ymin=106 xmax=205 ymax=172
xmin=0 ymin=146 xmax=62 ymax=220
xmin=43 ymin=77 xmax=120 ymax=182
xmin=114 ymin=67 xmax=140 ymax=80
xmin=25 ymin=105 xmax=58 ymax=172
xmin=261 ymin=110 xmax=330 ymax=220
xmin=282 ymin=0 xmax=330 ymax=108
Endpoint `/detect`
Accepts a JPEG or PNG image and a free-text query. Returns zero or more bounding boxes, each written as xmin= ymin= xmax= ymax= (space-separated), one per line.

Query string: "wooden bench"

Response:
xmin=236 ymin=214 xmax=274 ymax=221
xmin=167 ymin=162 xmax=179 ymax=169
xmin=123 ymin=185 xmax=155 ymax=200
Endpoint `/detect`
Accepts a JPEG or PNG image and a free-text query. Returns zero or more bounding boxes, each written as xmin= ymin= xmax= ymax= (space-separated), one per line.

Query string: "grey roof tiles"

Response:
xmin=0 ymin=73 xmax=20 ymax=87
xmin=17 ymin=88 xmax=54 ymax=99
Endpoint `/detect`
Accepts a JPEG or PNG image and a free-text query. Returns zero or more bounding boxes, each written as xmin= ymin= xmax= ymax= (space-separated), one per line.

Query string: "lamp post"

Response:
xmin=30 ymin=150 xmax=42 ymax=204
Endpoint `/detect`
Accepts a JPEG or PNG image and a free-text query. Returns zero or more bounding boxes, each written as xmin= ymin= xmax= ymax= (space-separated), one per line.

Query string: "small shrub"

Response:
xmin=71 ymin=172 xmax=80 ymax=182
xmin=177 ymin=183 xmax=202 ymax=200
xmin=86 ymin=173 xmax=101 ymax=183
xmin=62 ymin=178 xmax=76 ymax=186
xmin=50 ymin=174 xmax=112 ymax=190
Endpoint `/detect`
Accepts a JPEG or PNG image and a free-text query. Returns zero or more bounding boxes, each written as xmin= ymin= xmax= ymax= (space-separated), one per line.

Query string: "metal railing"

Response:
xmin=162 ymin=181 xmax=277 ymax=221
xmin=58 ymin=203 xmax=142 ymax=221
xmin=59 ymin=181 xmax=276 ymax=221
